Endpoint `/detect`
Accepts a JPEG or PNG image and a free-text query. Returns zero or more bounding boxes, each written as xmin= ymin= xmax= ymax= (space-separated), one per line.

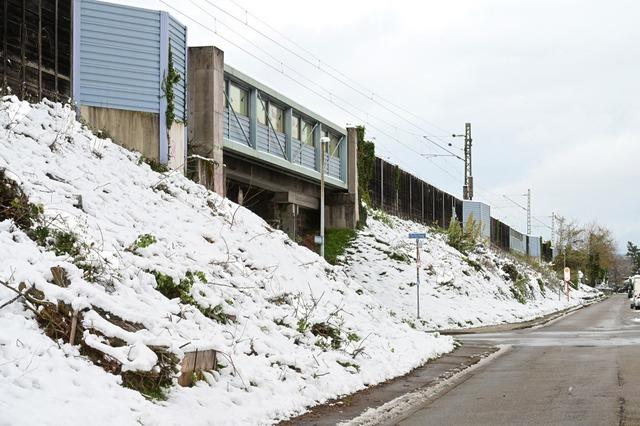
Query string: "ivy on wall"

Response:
xmin=356 ymin=126 xmax=375 ymax=226
xmin=162 ymin=47 xmax=182 ymax=129
xmin=356 ymin=126 xmax=375 ymax=206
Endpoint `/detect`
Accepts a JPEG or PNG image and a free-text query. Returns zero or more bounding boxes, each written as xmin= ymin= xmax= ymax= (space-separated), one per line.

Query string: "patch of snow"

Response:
xmin=342 ymin=211 xmax=598 ymax=331
xmin=0 ymin=97 xmax=599 ymax=425
xmin=0 ymin=97 xmax=453 ymax=425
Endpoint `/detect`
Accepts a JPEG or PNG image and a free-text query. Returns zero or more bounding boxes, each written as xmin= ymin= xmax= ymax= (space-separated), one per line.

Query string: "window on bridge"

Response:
xmin=292 ymin=115 xmax=301 ymax=141
xmin=258 ymin=97 xmax=267 ymax=125
xmin=269 ymin=103 xmax=284 ymax=133
xmin=301 ymin=120 xmax=314 ymax=146
xmin=228 ymin=83 xmax=248 ymax=116
xmin=330 ymin=134 xmax=341 ymax=158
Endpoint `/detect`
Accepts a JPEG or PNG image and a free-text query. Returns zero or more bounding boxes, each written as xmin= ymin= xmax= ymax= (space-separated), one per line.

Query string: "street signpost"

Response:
xmin=409 ymin=233 xmax=426 ymax=318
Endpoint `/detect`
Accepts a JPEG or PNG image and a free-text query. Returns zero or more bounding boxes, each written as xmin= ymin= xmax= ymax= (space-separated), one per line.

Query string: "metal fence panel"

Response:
xmin=1 ymin=0 xmax=72 ymax=101
xmin=78 ymin=0 xmax=161 ymax=112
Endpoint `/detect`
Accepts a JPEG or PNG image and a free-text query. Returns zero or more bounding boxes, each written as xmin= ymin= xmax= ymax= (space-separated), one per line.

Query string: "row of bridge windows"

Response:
xmin=227 ymin=80 xmax=341 ymax=158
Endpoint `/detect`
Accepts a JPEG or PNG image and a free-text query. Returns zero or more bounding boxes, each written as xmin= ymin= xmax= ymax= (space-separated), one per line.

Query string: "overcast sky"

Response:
xmin=112 ymin=0 xmax=639 ymax=251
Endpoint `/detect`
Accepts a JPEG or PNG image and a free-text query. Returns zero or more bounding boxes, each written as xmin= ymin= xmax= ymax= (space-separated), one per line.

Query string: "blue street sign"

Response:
xmin=408 ymin=233 xmax=426 ymax=239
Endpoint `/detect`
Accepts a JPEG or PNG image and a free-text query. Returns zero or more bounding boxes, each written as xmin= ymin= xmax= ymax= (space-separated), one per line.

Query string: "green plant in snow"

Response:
xmin=132 ymin=233 xmax=157 ymax=250
xmin=372 ymin=209 xmax=394 ymax=228
xmin=296 ymin=318 xmax=309 ymax=334
xmin=447 ymin=215 xmax=482 ymax=254
xmin=347 ymin=332 xmax=360 ymax=342
xmin=324 ymin=228 xmax=358 ymax=265
xmin=151 ymin=270 xmax=234 ymax=324
xmin=502 ymin=263 xmax=519 ymax=282
xmin=387 ymin=250 xmax=411 ymax=263
xmin=336 ymin=360 xmax=360 ymax=373
xmin=511 ymin=275 xmax=530 ymax=304
xmin=311 ymin=322 xmax=343 ymax=350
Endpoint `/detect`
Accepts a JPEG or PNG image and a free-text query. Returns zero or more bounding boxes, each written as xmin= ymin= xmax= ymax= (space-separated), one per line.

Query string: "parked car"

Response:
xmin=629 ymin=276 xmax=640 ymax=309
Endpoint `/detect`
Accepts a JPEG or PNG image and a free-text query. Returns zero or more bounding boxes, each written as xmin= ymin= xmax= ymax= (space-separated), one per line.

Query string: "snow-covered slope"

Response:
xmin=0 ymin=97 xmax=597 ymax=426
xmin=0 ymin=98 xmax=453 ymax=425
xmin=342 ymin=211 xmax=598 ymax=331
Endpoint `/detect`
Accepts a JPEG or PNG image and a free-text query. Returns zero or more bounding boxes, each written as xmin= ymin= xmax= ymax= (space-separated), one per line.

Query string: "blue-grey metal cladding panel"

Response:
xmin=256 ymin=123 xmax=270 ymax=153
xmin=168 ymin=15 xmax=187 ymax=121
xmin=510 ymin=228 xmax=526 ymax=254
xmin=268 ymin=129 xmax=286 ymax=159
xmin=528 ymin=236 xmax=541 ymax=258
xmin=79 ymin=0 xmax=161 ymax=112
xmin=463 ymin=201 xmax=491 ymax=239
xmin=256 ymin=124 xmax=285 ymax=159
xmin=224 ymin=109 xmax=251 ymax=145
xmin=301 ymin=144 xmax=316 ymax=170
xmin=328 ymin=157 xmax=341 ymax=179
xmin=291 ymin=139 xmax=303 ymax=165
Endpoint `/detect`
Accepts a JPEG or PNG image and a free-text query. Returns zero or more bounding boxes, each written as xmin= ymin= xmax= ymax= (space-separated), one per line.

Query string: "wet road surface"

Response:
xmin=396 ymin=295 xmax=640 ymax=425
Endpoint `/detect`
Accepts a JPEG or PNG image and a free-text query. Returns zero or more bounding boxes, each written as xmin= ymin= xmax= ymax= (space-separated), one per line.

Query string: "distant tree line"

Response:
xmin=553 ymin=216 xmax=627 ymax=286
xmin=626 ymin=242 xmax=640 ymax=276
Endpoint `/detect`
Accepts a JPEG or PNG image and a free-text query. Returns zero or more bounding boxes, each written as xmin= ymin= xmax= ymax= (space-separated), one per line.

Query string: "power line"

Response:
xmin=194 ymin=0 xmax=463 ymax=157
xmin=160 ymin=0 xmax=534 ymax=234
xmin=502 ymin=194 xmax=552 ymax=231
xmin=160 ymin=0 xmax=461 ymax=189
xmin=223 ymin=0 xmax=455 ymax=139
xmin=186 ymin=0 xmax=458 ymax=159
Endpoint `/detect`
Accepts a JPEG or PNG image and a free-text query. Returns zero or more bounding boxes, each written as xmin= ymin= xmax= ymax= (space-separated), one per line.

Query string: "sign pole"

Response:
xmin=408 ymin=232 xmax=426 ymax=319
xmin=416 ymin=239 xmax=420 ymax=319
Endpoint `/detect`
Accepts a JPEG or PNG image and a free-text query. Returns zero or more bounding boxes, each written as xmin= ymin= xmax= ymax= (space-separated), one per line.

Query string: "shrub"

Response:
xmin=372 ymin=210 xmax=393 ymax=228
xmin=511 ymin=276 xmax=530 ymax=304
xmin=324 ymin=228 xmax=358 ymax=265
xmin=133 ymin=234 xmax=157 ymax=249
xmin=502 ymin=263 xmax=519 ymax=282
xmin=150 ymin=270 xmax=234 ymax=324
xmin=311 ymin=322 xmax=343 ymax=350
xmin=447 ymin=215 xmax=482 ymax=254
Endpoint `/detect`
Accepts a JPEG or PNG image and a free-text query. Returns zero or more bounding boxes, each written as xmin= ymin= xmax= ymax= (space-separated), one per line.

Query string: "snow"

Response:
xmin=0 ymin=97 xmax=598 ymax=425
xmin=341 ymin=211 xmax=598 ymax=331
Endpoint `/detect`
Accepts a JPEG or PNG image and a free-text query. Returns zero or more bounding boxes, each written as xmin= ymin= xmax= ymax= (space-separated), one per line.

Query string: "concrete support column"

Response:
xmin=278 ymin=203 xmax=297 ymax=240
xmin=187 ymin=46 xmax=225 ymax=196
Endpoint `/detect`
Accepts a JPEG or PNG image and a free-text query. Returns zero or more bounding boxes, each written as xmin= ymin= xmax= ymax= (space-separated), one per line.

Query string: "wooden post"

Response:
xmin=69 ymin=309 xmax=78 ymax=345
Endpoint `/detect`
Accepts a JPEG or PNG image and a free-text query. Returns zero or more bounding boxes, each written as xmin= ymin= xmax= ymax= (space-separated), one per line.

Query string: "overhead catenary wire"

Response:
xmin=158 ymin=0 xmax=533 ymax=233
xmin=214 ymin=0 xmax=456 ymax=140
xmin=186 ymin=0 xmax=457 ymax=155
xmin=190 ymin=0 xmax=465 ymax=159
xmin=159 ymin=0 xmax=463 ymax=186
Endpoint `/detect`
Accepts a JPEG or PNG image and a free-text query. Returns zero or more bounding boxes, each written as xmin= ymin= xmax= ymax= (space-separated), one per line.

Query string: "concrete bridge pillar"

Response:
xmin=325 ymin=127 xmax=359 ymax=229
xmin=187 ymin=46 xmax=225 ymax=196
xmin=278 ymin=203 xmax=297 ymax=240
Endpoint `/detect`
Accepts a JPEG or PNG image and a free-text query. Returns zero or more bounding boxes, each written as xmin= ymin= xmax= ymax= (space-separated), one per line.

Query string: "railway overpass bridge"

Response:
xmin=188 ymin=46 xmax=358 ymax=240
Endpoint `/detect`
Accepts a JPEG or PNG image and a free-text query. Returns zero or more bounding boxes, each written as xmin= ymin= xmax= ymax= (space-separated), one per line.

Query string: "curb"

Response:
xmin=438 ymin=295 xmax=607 ymax=336
xmin=280 ymin=344 xmax=499 ymax=426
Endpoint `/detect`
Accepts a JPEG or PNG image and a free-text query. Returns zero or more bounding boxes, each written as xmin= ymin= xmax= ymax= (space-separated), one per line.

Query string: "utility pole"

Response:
xmin=463 ymin=123 xmax=473 ymax=200
xmin=551 ymin=212 xmax=555 ymax=248
xmin=526 ymin=188 xmax=531 ymax=235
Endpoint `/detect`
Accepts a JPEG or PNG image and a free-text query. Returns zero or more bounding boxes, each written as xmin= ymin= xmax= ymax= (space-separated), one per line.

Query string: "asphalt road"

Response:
xmin=396 ymin=295 xmax=640 ymax=426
